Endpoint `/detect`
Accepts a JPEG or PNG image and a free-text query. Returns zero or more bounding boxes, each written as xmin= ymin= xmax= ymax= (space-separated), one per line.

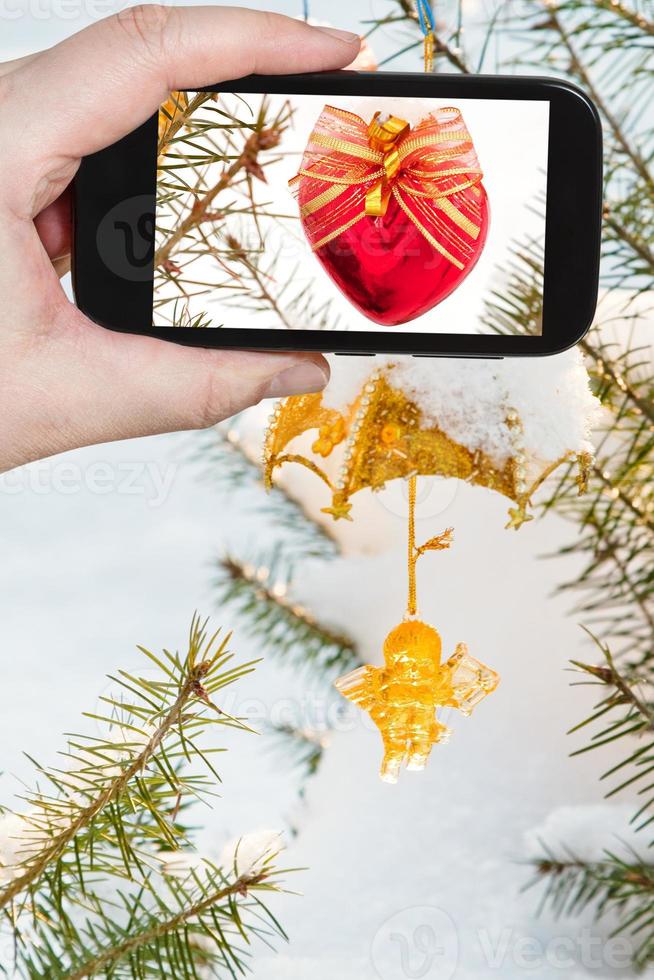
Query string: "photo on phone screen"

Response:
xmin=154 ymin=92 xmax=549 ymax=336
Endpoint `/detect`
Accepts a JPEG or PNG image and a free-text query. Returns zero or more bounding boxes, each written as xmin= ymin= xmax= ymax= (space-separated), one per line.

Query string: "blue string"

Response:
xmin=415 ymin=0 xmax=435 ymax=35
xmin=302 ymin=0 xmax=309 ymax=20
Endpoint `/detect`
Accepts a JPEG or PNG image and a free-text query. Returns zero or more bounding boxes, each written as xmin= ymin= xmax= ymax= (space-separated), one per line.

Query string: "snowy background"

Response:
xmin=1 ymin=348 xmax=648 ymax=979
xmin=1 ymin=409 xmax=648 ymax=979
xmin=1 ymin=2 xmax=650 ymax=978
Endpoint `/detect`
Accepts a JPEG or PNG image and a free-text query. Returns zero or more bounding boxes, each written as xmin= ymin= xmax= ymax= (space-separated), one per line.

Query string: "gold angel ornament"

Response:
xmin=336 ymin=618 xmax=499 ymax=783
xmin=335 ymin=501 xmax=500 ymax=783
xmin=263 ymin=355 xmax=598 ymax=782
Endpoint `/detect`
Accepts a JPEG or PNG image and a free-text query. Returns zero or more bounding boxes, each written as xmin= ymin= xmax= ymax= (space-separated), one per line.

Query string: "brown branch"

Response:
xmin=155 ymin=128 xmax=281 ymax=269
xmin=592 ymin=0 xmax=654 ymax=37
xmin=225 ymin=233 xmax=295 ymax=331
xmin=604 ymin=214 xmax=654 ymax=275
xmin=64 ymin=871 xmax=269 ymax=979
xmin=546 ymin=7 xmax=654 ymax=195
xmin=580 ymin=337 xmax=654 ymax=427
xmin=574 ymin=646 xmax=654 ymax=730
xmin=158 ymin=92 xmax=214 ymax=159
xmin=0 ymin=663 xmax=210 ymax=912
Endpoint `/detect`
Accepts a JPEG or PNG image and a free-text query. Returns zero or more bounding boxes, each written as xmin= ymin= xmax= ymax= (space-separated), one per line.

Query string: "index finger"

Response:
xmin=2 ymin=6 xmax=359 ymax=185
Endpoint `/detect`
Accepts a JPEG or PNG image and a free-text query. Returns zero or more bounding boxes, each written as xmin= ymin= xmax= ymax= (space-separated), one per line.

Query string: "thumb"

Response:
xmin=68 ymin=315 xmax=331 ymax=435
xmin=7 ymin=310 xmax=329 ymax=468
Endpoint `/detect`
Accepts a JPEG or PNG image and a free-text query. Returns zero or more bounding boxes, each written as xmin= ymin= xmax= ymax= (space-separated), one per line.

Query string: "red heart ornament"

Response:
xmin=291 ymin=104 xmax=490 ymax=327
xmin=309 ymin=189 xmax=490 ymax=327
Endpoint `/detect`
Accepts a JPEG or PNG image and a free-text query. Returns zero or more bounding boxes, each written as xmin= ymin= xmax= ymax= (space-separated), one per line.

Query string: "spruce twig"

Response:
xmin=0 ymin=640 xmax=219 ymax=912
xmin=0 ymin=616 xmax=282 ymax=979
xmin=64 ymin=869 xmax=272 ymax=980
xmin=192 ymin=424 xmax=341 ymax=561
xmin=216 ymin=555 xmax=361 ymax=679
xmin=155 ymin=127 xmax=283 ymax=269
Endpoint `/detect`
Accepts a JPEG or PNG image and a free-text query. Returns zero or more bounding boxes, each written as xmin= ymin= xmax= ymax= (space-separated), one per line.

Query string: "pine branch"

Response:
xmin=61 ymin=865 xmax=280 ymax=980
xmin=154 ymin=93 xmax=350 ymax=333
xmin=480 ymin=13 xmax=654 ymax=950
xmin=155 ymin=127 xmax=283 ymax=269
xmin=216 ymin=555 xmax=361 ymax=679
xmin=567 ymin=638 xmax=654 ymax=818
xmin=219 ymin=228 xmax=347 ymax=333
xmin=522 ymin=638 xmax=654 ymax=964
xmin=483 ymin=232 xmax=654 ymax=667
xmin=572 ymin=655 xmax=654 ymax=732
xmin=268 ymin=722 xmax=329 ymax=783
xmin=1 ymin=638 xmax=219 ymax=911
xmin=545 ymin=400 xmax=654 ymax=666
xmin=528 ymin=845 xmax=654 ymax=968
xmin=11 ymin=853 xmax=288 ymax=979
xmin=0 ymin=614 xmax=270 ymax=980
xmin=191 ymin=424 xmax=341 ymax=561
xmin=543 ymin=7 xmax=654 ymax=197
xmin=154 ymin=95 xmax=296 ymax=324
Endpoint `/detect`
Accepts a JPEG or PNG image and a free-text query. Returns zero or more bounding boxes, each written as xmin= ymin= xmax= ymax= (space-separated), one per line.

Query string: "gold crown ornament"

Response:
xmin=262 ymin=362 xmax=592 ymax=782
xmin=263 ymin=366 xmax=590 ymax=529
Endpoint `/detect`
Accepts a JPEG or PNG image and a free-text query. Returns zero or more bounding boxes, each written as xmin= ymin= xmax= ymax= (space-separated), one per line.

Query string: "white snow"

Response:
xmin=321 ymin=349 xmax=601 ymax=467
xmin=219 ymin=829 xmax=285 ymax=876
xmin=524 ymin=803 xmax=650 ymax=865
xmin=0 ymin=812 xmax=34 ymax=885
xmin=1 ymin=415 xmax=650 ymax=978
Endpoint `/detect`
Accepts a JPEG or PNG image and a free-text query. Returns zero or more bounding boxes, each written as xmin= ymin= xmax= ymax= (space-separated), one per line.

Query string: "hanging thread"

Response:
xmin=415 ymin=0 xmax=436 ymax=72
xmin=407 ymin=476 xmax=455 ymax=618
xmin=407 ymin=475 xmax=418 ymax=617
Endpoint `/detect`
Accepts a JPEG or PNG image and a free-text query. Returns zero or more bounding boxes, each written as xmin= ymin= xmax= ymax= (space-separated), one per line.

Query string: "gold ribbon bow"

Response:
xmin=365 ymin=112 xmax=411 ymax=217
xmin=290 ymin=105 xmax=485 ymax=270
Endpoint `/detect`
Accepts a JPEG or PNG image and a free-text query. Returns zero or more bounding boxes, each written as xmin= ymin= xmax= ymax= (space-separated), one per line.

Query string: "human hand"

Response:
xmin=0 ymin=6 xmax=360 ymax=473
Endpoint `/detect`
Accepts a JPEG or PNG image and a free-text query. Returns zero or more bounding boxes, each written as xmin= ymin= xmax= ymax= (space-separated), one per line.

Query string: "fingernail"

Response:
xmin=315 ymin=25 xmax=361 ymax=43
xmin=266 ymin=361 xmax=329 ymax=398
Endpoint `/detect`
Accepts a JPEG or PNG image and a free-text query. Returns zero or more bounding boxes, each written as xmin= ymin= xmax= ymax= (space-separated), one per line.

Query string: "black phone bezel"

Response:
xmin=72 ymin=70 xmax=602 ymax=357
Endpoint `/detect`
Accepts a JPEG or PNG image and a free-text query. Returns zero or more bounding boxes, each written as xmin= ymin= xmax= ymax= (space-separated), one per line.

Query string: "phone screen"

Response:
xmin=154 ymin=92 xmax=549 ymax=336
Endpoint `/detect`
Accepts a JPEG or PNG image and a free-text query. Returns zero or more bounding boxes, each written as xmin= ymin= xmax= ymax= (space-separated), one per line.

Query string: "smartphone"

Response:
xmin=73 ymin=71 xmax=602 ymax=358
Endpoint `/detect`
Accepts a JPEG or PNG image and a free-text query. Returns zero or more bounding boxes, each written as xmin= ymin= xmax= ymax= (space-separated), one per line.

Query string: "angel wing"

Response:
xmin=334 ymin=665 xmax=383 ymax=713
xmin=443 ymin=643 xmax=500 ymax=716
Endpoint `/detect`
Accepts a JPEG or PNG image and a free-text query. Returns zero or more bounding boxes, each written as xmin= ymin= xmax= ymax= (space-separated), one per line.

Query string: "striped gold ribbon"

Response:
xmin=290 ymin=105 xmax=485 ymax=268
